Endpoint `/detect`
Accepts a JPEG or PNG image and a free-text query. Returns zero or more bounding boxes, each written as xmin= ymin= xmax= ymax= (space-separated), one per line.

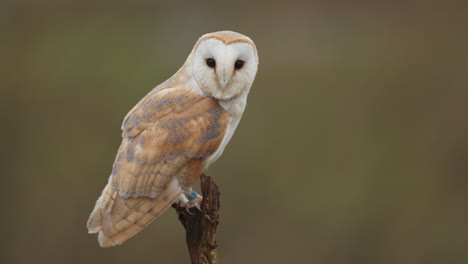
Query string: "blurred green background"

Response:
xmin=2 ymin=1 xmax=468 ymax=263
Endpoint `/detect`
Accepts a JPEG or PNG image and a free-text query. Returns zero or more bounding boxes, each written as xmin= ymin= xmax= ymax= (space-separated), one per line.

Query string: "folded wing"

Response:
xmin=87 ymin=87 xmax=231 ymax=247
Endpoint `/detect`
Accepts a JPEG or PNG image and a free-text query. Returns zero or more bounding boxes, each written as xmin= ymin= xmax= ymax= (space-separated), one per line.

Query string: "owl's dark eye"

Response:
xmin=234 ymin=60 xmax=244 ymax=69
xmin=206 ymin=58 xmax=216 ymax=68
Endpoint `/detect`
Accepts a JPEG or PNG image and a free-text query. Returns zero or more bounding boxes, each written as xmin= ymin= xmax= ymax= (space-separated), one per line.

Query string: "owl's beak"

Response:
xmin=217 ymin=64 xmax=233 ymax=89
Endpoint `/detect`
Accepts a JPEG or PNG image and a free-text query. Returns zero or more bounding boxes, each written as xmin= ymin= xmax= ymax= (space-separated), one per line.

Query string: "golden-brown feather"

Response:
xmin=195 ymin=31 xmax=257 ymax=54
xmin=114 ymin=87 xmax=231 ymax=197
xmin=87 ymin=87 xmax=231 ymax=247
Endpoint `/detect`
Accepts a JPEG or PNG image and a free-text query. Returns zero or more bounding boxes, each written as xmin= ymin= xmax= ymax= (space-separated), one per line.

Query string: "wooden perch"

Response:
xmin=172 ymin=174 xmax=220 ymax=264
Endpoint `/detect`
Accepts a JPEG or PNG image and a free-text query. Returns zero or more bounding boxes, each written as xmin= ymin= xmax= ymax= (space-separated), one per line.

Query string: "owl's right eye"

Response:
xmin=206 ymin=58 xmax=216 ymax=68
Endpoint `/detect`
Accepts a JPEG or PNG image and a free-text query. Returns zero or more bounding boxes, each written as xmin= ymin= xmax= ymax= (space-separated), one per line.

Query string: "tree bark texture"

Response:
xmin=173 ymin=174 xmax=220 ymax=264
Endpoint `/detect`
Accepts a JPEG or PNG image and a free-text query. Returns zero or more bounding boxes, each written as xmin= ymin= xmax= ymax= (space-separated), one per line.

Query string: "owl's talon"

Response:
xmin=185 ymin=207 xmax=195 ymax=215
xmin=186 ymin=200 xmax=202 ymax=210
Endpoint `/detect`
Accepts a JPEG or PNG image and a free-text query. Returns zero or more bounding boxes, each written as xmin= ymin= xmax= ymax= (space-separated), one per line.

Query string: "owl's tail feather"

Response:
xmin=87 ymin=178 xmax=183 ymax=247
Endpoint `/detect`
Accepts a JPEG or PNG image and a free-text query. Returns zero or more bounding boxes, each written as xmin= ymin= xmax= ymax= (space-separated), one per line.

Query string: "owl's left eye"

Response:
xmin=206 ymin=58 xmax=216 ymax=68
xmin=234 ymin=60 xmax=244 ymax=69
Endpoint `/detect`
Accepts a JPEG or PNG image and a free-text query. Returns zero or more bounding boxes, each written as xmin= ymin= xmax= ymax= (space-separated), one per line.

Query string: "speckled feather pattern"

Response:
xmin=114 ymin=88 xmax=231 ymax=198
xmin=87 ymin=88 xmax=231 ymax=247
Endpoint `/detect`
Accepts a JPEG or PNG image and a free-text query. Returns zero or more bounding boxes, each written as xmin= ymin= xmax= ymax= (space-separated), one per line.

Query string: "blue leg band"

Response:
xmin=187 ymin=190 xmax=197 ymax=201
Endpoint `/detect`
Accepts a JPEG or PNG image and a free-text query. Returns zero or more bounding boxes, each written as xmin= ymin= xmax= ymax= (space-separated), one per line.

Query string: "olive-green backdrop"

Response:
xmin=2 ymin=1 xmax=467 ymax=263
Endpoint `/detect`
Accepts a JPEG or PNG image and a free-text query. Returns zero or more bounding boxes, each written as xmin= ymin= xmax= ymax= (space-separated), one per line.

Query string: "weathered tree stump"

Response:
xmin=172 ymin=174 xmax=220 ymax=264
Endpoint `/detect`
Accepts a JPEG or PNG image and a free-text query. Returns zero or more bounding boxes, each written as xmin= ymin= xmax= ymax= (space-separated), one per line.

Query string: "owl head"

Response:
xmin=190 ymin=31 xmax=259 ymax=100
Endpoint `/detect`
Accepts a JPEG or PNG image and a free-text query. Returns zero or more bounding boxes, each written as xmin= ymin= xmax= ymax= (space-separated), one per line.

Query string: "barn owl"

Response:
xmin=87 ymin=31 xmax=258 ymax=247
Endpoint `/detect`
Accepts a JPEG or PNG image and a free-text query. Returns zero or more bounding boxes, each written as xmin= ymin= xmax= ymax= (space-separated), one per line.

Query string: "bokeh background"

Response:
xmin=2 ymin=1 xmax=468 ymax=263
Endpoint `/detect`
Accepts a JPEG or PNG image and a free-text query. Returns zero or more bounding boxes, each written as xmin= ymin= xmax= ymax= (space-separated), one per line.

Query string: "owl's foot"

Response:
xmin=187 ymin=190 xmax=203 ymax=209
xmin=178 ymin=191 xmax=203 ymax=210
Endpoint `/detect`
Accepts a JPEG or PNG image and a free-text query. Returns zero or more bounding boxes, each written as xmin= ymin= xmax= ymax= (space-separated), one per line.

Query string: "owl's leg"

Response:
xmin=178 ymin=189 xmax=203 ymax=209
xmin=187 ymin=190 xmax=203 ymax=209
xmin=178 ymin=194 xmax=190 ymax=206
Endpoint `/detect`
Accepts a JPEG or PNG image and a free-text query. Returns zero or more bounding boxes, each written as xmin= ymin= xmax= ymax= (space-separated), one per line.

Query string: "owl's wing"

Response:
xmin=87 ymin=87 xmax=231 ymax=247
